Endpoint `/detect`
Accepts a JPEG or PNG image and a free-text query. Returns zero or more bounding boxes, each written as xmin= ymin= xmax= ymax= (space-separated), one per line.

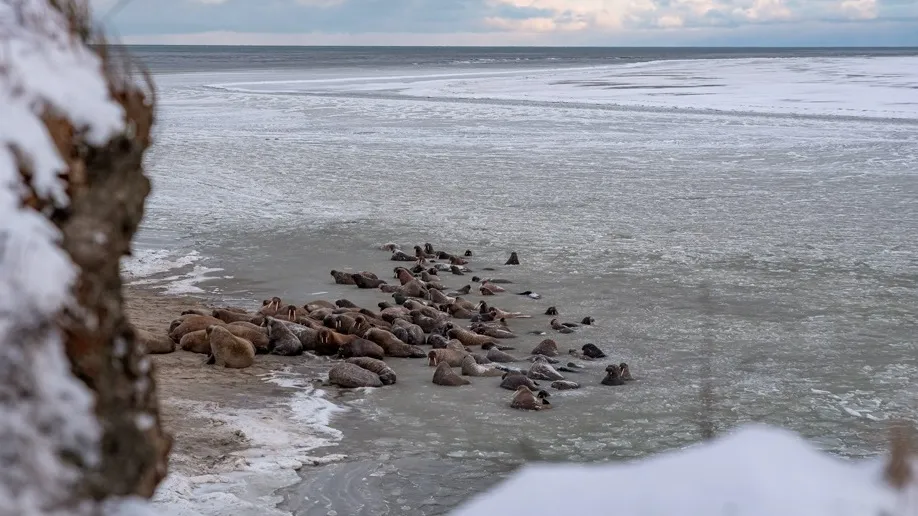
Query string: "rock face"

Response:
xmin=44 ymin=13 xmax=171 ymax=501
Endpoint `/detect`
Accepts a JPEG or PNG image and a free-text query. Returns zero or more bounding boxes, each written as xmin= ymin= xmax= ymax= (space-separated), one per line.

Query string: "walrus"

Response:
xmin=304 ymin=300 xmax=336 ymax=311
xmin=510 ymin=386 xmax=551 ymax=410
xmin=528 ymin=359 xmax=565 ymax=381
xmin=391 ymin=319 xmax=425 ymax=346
xmin=545 ymin=306 xmax=558 ymax=316
xmin=450 ymin=285 xmax=472 ymax=296
xmin=464 ymin=249 xmax=472 ymax=257
xmin=335 ymin=299 xmax=359 ymax=309
xmin=460 ymin=355 xmax=504 ymax=377
xmin=427 ymin=348 xmax=470 ymax=368
xmin=225 ymin=324 xmax=270 ymax=354
xmin=432 ymin=361 xmax=470 ymax=386
xmin=315 ymin=328 xmax=357 ymax=356
xmin=500 ymin=372 xmax=540 ymax=391
xmin=135 ymin=327 xmax=175 ymax=354
xmin=169 ymin=314 xmax=202 ymax=332
xmin=481 ymin=281 xmax=506 ymax=293
xmin=447 ymin=327 xmax=496 ymax=348
xmin=426 ymin=334 xmax=448 ymax=349
xmin=276 ymin=320 xmax=319 ymax=351
xmin=259 ymin=297 xmax=283 ymax=316
xmin=352 ymin=273 xmax=387 ymax=289
xmin=531 ymin=339 xmax=559 ymax=357
xmin=391 ymin=250 xmax=414 ymax=262
xmin=428 ymin=288 xmax=454 ymax=305
xmin=265 ymin=317 xmax=303 ymax=356
xmin=581 ymin=316 xmax=595 ymax=326
xmin=602 ymin=364 xmax=625 ymax=386
xmin=181 ymin=309 xmax=211 ymax=317
xmin=448 ymin=303 xmax=474 ymax=319
xmin=551 ymin=380 xmax=581 ymax=390
xmin=346 ymin=357 xmax=397 ymax=385
xmin=481 ymin=343 xmax=518 ymax=363
xmin=411 ymin=312 xmax=443 ymax=334
xmin=550 ymin=319 xmax=575 ymax=334
xmin=505 ymin=252 xmax=520 ymax=265
xmin=364 ymin=328 xmax=426 ymax=358
xmin=620 ymin=362 xmax=635 ymax=381
xmin=582 ymin=343 xmax=607 ymax=359
xmin=339 ymin=338 xmax=386 ymax=360
xmin=479 ymin=286 xmax=498 ymax=296
xmin=472 ymin=353 xmax=491 ymax=365
xmin=328 ymin=362 xmax=383 ymax=388
xmin=169 ymin=315 xmax=224 ymax=342
xmin=212 ymin=309 xmax=263 ymax=326
xmin=414 ymin=245 xmax=428 ymax=264
xmin=381 ymin=242 xmax=400 ymax=252
xmin=397 ymin=280 xmax=428 ymax=298
xmin=205 ymin=325 xmax=255 ymax=369
xmin=449 ymin=255 xmax=468 ymax=266
xmin=179 ymin=329 xmax=210 ymax=354
xmin=450 ymin=265 xmax=465 ymax=276
xmin=471 ymin=323 xmax=516 ymax=339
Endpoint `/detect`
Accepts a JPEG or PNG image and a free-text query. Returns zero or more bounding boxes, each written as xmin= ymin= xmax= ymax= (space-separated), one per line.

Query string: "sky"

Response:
xmin=93 ymin=0 xmax=918 ymax=46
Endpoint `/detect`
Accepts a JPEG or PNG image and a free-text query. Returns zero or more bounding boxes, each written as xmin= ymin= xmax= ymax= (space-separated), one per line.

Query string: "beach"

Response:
xmin=125 ymin=46 xmax=918 ymax=515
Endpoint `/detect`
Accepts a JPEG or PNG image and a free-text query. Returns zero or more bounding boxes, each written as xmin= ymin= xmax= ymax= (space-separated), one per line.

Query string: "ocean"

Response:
xmin=127 ymin=46 xmax=918 ymax=515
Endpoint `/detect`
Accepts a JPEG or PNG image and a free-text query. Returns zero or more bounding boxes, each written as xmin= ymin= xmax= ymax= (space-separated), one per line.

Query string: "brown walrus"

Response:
xmin=363 ymin=328 xmax=425 ymax=358
xmin=505 ymin=251 xmax=520 ymax=265
xmin=135 ymin=327 xmax=175 ymax=354
xmin=531 ymin=339 xmax=559 ymax=357
xmin=432 ymin=361 xmax=470 ymax=386
xmin=447 ymin=327 xmax=496 ymax=348
xmin=352 ymin=273 xmax=387 ymax=289
xmin=225 ymin=324 xmax=270 ymax=354
xmin=180 ymin=309 xmax=211 ymax=317
xmin=328 ymin=362 xmax=383 ymax=388
xmin=304 ymin=299 xmax=336 ymax=311
xmin=205 ymin=325 xmax=255 ymax=369
xmin=259 ymin=297 xmax=283 ymax=316
xmin=335 ymin=298 xmax=359 ymax=308
xmin=331 ymin=270 xmax=356 ymax=285
xmin=510 ymin=385 xmax=551 ymax=410
xmin=346 ymin=357 xmax=396 ymax=385
xmin=339 ymin=338 xmax=385 ymax=361
xmin=427 ymin=348 xmax=469 ymax=367
xmin=212 ymin=308 xmax=263 ymax=325
xmin=460 ymin=355 xmax=504 ymax=377
xmin=315 ymin=328 xmax=358 ymax=356
xmin=545 ymin=306 xmax=558 ymax=316
xmin=500 ymin=372 xmax=539 ymax=391
xmin=169 ymin=315 xmax=224 ymax=343
xmin=179 ymin=329 xmax=211 ymax=354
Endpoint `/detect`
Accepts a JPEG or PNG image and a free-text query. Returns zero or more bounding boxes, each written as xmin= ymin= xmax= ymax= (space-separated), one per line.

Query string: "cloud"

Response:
xmin=95 ymin=0 xmax=918 ymax=46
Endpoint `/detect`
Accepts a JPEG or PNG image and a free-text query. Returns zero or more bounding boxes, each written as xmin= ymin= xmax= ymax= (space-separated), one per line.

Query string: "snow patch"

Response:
xmin=451 ymin=424 xmax=915 ymax=516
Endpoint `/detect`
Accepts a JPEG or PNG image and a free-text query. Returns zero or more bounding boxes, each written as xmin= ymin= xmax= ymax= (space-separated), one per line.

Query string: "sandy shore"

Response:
xmin=124 ymin=286 xmax=346 ymax=516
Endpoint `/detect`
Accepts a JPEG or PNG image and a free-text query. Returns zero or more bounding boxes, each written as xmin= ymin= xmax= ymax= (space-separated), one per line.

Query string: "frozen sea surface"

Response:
xmin=130 ymin=52 xmax=918 ymax=515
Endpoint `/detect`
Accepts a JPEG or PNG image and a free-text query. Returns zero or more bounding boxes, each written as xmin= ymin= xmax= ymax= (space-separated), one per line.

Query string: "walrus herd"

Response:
xmin=135 ymin=242 xmax=636 ymax=411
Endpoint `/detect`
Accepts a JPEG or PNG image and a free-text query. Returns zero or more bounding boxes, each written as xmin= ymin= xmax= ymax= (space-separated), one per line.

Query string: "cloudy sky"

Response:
xmin=93 ymin=0 xmax=918 ymax=46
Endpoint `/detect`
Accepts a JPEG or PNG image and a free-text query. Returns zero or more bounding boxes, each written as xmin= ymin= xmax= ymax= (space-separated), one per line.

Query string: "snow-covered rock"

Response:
xmin=0 ymin=0 xmax=128 ymax=514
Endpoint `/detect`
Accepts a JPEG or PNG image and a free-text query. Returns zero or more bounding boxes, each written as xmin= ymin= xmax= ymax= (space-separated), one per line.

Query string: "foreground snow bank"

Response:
xmin=0 ymin=0 xmax=128 ymax=514
xmin=452 ymin=424 xmax=914 ymax=516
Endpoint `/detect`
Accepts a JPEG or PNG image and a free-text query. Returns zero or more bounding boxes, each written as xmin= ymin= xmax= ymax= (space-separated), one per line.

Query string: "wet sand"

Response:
xmin=125 ymin=287 xmax=347 ymax=516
